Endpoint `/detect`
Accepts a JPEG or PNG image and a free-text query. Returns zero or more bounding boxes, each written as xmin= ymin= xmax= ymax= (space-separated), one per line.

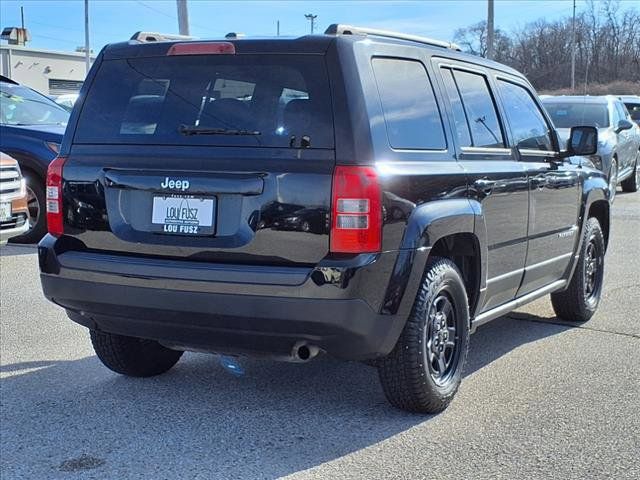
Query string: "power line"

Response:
xmin=31 ymin=34 xmax=83 ymax=46
xmin=134 ymin=0 xmax=212 ymax=34
xmin=135 ymin=0 xmax=176 ymax=20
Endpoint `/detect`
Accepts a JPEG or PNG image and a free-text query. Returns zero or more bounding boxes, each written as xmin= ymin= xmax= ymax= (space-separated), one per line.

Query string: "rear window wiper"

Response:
xmin=178 ymin=125 xmax=261 ymax=136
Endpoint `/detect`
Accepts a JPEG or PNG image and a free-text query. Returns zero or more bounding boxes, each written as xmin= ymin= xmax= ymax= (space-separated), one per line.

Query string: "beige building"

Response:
xmin=0 ymin=44 xmax=96 ymax=96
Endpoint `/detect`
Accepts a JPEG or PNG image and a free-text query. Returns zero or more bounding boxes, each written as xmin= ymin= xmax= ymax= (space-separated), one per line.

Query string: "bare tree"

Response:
xmin=454 ymin=1 xmax=640 ymax=92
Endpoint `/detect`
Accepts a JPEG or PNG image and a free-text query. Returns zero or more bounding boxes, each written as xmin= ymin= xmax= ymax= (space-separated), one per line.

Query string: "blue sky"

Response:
xmin=0 ymin=0 xmax=623 ymax=54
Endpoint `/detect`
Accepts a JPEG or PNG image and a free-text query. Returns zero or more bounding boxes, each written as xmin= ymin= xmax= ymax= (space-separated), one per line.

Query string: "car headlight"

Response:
xmin=588 ymin=155 xmax=602 ymax=170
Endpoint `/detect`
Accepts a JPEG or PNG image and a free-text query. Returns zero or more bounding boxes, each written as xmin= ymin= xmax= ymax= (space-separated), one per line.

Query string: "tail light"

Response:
xmin=330 ymin=166 xmax=382 ymax=253
xmin=46 ymin=156 xmax=67 ymax=237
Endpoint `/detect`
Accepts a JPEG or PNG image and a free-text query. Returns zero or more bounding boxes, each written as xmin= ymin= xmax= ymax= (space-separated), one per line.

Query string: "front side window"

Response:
xmin=371 ymin=58 xmax=446 ymax=150
xmin=614 ymin=102 xmax=629 ymax=124
xmin=0 ymin=82 xmax=69 ymax=126
xmin=451 ymin=70 xmax=504 ymax=148
xmin=497 ymin=80 xmax=553 ymax=151
xmin=623 ymin=102 xmax=640 ymax=121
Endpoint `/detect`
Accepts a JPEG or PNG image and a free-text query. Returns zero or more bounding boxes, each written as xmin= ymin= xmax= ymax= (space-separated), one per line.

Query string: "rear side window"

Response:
xmin=450 ymin=70 xmax=504 ymax=148
xmin=497 ymin=80 xmax=553 ymax=151
xmin=371 ymin=58 xmax=446 ymax=150
xmin=75 ymin=55 xmax=334 ymax=148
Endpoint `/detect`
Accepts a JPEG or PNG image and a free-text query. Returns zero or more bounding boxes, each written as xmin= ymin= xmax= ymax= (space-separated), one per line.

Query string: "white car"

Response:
xmin=53 ymin=93 xmax=79 ymax=111
xmin=0 ymin=152 xmax=29 ymax=244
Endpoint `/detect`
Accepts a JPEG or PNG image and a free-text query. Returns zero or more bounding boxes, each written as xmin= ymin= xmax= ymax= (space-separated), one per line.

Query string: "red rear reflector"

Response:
xmin=330 ymin=166 xmax=382 ymax=253
xmin=46 ymin=156 xmax=67 ymax=237
xmin=167 ymin=42 xmax=236 ymax=56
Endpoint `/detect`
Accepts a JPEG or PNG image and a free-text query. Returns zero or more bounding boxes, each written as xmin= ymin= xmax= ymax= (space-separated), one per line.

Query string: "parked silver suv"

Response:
xmin=542 ymin=95 xmax=640 ymax=198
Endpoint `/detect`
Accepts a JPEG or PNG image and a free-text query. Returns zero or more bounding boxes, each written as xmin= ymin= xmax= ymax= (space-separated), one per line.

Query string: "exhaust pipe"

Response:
xmin=291 ymin=342 xmax=320 ymax=362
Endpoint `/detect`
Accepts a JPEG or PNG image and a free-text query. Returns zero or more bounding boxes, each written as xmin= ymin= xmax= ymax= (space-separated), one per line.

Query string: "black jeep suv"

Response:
xmin=39 ymin=26 xmax=610 ymax=413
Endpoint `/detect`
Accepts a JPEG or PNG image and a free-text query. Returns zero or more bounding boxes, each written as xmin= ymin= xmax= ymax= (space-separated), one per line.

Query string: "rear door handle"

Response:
xmin=474 ymin=179 xmax=495 ymax=195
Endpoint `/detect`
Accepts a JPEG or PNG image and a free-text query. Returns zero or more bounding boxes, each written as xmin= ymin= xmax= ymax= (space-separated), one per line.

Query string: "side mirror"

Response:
xmin=562 ymin=126 xmax=598 ymax=157
xmin=615 ymin=119 xmax=633 ymax=133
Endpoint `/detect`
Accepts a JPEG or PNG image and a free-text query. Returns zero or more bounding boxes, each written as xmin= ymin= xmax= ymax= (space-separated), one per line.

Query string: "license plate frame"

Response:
xmin=0 ymin=202 xmax=11 ymax=222
xmin=151 ymin=194 xmax=216 ymax=236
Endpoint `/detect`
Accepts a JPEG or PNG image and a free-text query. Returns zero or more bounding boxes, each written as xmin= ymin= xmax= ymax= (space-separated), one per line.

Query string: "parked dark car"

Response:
xmin=542 ymin=95 xmax=640 ymax=197
xmin=0 ymin=75 xmax=69 ymax=242
xmin=39 ymin=26 xmax=610 ymax=413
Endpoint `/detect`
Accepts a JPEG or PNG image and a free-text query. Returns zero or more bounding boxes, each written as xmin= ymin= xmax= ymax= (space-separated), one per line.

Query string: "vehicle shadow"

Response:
xmin=1 ymin=315 xmax=571 ymax=479
xmin=0 ymin=244 xmax=37 ymax=257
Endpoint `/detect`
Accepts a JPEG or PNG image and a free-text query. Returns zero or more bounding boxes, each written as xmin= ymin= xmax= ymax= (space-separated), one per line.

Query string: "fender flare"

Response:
xmin=383 ymin=198 xmax=487 ymax=317
xmin=562 ymin=174 xmax=609 ymax=287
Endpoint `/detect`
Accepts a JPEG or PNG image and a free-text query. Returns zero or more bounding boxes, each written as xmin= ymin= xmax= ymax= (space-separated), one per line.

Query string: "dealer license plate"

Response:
xmin=151 ymin=195 xmax=215 ymax=235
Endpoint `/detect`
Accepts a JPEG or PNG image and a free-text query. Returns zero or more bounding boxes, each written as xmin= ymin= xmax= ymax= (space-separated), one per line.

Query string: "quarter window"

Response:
xmin=440 ymin=68 xmax=472 ymax=147
xmin=372 ymin=58 xmax=446 ymax=150
xmin=497 ymin=80 xmax=553 ymax=151
xmin=451 ymin=70 xmax=504 ymax=148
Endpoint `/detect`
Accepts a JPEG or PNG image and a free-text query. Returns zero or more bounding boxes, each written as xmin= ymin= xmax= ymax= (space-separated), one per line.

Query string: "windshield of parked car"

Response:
xmin=624 ymin=102 xmax=640 ymax=121
xmin=542 ymin=101 xmax=610 ymax=129
xmin=0 ymin=82 xmax=70 ymax=126
xmin=74 ymin=55 xmax=334 ymax=148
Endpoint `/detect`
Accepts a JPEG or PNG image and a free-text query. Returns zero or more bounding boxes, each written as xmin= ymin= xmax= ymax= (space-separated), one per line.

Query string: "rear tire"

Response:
xmin=9 ymin=171 xmax=46 ymax=244
xmin=377 ymin=257 xmax=470 ymax=413
xmin=90 ymin=330 xmax=183 ymax=377
xmin=621 ymin=155 xmax=639 ymax=193
xmin=551 ymin=217 xmax=605 ymax=322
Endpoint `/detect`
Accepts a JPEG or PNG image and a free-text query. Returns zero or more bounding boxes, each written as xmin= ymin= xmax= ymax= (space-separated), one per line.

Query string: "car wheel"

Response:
xmin=608 ymin=158 xmax=618 ymax=203
xmin=9 ymin=171 xmax=47 ymax=244
xmin=551 ymin=217 xmax=605 ymax=322
xmin=301 ymin=221 xmax=310 ymax=232
xmin=377 ymin=257 xmax=470 ymax=413
xmin=621 ymin=154 xmax=639 ymax=193
xmin=90 ymin=330 xmax=183 ymax=377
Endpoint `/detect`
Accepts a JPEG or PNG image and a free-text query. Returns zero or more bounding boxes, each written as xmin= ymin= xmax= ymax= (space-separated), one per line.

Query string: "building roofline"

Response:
xmin=0 ymin=43 xmax=97 ymax=59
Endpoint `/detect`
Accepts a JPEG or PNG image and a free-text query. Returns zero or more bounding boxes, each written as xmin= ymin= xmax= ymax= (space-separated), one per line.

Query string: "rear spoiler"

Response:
xmin=131 ymin=31 xmax=196 ymax=43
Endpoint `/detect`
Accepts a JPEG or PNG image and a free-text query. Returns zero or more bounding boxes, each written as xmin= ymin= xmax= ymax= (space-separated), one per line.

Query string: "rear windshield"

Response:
xmin=543 ymin=102 xmax=610 ymax=129
xmin=74 ymin=54 xmax=334 ymax=148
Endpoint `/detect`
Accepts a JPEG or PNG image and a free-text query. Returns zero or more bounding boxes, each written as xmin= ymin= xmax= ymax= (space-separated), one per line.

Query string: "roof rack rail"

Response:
xmin=324 ymin=24 xmax=461 ymax=51
xmin=131 ymin=31 xmax=196 ymax=43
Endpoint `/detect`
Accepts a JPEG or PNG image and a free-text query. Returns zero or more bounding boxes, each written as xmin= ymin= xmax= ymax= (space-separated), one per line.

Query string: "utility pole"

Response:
xmin=571 ymin=0 xmax=576 ymax=91
xmin=84 ymin=0 xmax=90 ymax=74
xmin=20 ymin=6 xmax=25 ymax=29
xmin=277 ymin=20 xmax=280 ymax=36
xmin=486 ymin=0 xmax=494 ymax=59
xmin=176 ymin=0 xmax=190 ymax=36
xmin=304 ymin=14 xmax=317 ymax=34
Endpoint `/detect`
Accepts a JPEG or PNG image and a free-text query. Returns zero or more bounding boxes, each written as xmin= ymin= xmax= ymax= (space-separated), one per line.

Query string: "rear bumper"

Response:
xmin=0 ymin=218 xmax=29 ymax=245
xmin=39 ymin=236 xmax=426 ymax=360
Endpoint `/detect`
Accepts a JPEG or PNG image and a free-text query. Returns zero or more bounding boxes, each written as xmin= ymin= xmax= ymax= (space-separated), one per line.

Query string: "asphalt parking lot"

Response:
xmin=1 ymin=191 xmax=638 ymax=480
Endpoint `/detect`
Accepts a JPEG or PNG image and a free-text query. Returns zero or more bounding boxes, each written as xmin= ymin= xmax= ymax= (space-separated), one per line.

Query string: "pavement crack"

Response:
xmin=506 ymin=315 xmax=640 ymax=340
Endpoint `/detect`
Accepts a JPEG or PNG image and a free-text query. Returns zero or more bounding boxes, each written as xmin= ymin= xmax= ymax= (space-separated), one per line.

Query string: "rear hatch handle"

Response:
xmin=104 ymin=170 xmax=264 ymax=196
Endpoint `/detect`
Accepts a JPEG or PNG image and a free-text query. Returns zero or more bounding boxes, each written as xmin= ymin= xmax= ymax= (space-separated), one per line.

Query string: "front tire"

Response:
xmin=551 ymin=217 xmax=605 ymax=322
xmin=90 ymin=330 xmax=183 ymax=377
xmin=608 ymin=158 xmax=618 ymax=203
xmin=621 ymin=155 xmax=639 ymax=193
xmin=377 ymin=257 xmax=470 ymax=413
